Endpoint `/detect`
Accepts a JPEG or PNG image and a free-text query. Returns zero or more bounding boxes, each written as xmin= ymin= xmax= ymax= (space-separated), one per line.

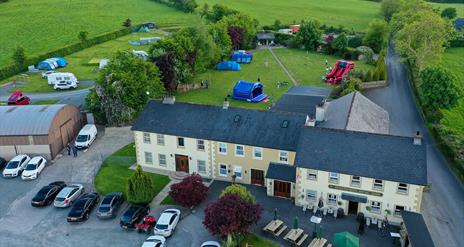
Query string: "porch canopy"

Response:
xmin=266 ymin=162 xmax=296 ymax=182
xmin=341 ymin=193 xmax=367 ymax=203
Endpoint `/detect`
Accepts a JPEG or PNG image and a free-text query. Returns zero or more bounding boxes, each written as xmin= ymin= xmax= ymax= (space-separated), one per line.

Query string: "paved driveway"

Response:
xmin=364 ymin=42 xmax=464 ymax=247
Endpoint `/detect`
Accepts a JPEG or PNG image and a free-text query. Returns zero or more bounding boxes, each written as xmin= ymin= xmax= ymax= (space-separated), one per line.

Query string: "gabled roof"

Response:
xmin=132 ymin=100 xmax=306 ymax=151
xmin=256 ymin=33 xmax=275 ymax=40
xmin=294 ymin=127 xmax=427 ymax=185
xmin=401 ymin=211 xmax=435 ymax=247
xmin=272 ymin=86 xmax=330 ymax=116
xmin=0 ymin=104 xmax=67 ymax=136
xmin=266 ymin=162 xmax=296 ymax=182
xmin=319 ymin=92 xmax=390 ymax=134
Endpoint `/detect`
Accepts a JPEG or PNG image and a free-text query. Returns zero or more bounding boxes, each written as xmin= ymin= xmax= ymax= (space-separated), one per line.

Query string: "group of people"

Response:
xmin=66 ymin=143 xmax=79 ymax=157
xmin=324 ymin=59 xmax=333 ymax=75
xmin=358 ymin=214 xmax=390 ymax=236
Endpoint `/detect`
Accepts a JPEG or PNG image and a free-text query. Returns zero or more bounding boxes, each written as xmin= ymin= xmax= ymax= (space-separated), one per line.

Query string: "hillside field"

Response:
xmin=0 ymin=0 xmax=195 ymax=66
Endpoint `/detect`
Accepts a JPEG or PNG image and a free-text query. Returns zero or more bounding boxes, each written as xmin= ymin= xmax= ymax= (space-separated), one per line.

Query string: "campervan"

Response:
xmin=47 ymin=72 xmax=78 ymax=85
xmin=75 ymin=124 xmax=98 ymax=149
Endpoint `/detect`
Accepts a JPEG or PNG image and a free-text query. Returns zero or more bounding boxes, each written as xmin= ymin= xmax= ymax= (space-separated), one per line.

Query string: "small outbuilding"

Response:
xmin=216 ymin=61 xmax=241 ymax=71
xmin=0 ymin=104 xmax=82 ymax=160
xmin=256 ymin=33 xmax=275 ymax=46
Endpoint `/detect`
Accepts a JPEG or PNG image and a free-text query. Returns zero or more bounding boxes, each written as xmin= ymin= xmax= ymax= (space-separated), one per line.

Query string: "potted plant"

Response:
xmin=337 ymin=201 xmax=343 ymax=206
xmin=366 ymin=205 xmax=371 ymax=211
xmin=385 ymin=209 xmax=391 ymax=215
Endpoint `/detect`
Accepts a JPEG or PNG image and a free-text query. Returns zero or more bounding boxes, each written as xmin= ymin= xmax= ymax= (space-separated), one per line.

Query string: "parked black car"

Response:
xmin=120 ymin=205 xmax=150 ymax=229
xmin=67 ymin=192 xmax=100 ymax=223
xmin=96 ymin=192 xmax=124 ymax=219
xmin=0 ymin=157 xmax=6 ymax=170
xmin=31 ymin=181 xmax=66 ymax=207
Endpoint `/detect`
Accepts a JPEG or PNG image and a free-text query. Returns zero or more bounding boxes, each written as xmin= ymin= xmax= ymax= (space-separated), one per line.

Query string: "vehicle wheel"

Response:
xmin=85 ymin=212 xmax=89 ymax=220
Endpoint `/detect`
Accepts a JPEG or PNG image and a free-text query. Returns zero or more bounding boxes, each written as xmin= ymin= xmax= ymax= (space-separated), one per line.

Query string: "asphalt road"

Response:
xmin=364 ymin=43 xmax=464 ymax=247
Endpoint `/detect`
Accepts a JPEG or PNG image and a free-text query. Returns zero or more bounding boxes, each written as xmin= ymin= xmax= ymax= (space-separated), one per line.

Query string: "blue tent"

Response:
xmin=217 ymin=61 xmax=241 ymax=71
xmin=37 ymin=57 xmax=68 ymax=70
xmin=55 ymin=57 xmax=68 ymax=67
xmin=231 ymin=51 xmax=253 ymax=64
xmin=232 ymin=80 xmax=267 ymax=103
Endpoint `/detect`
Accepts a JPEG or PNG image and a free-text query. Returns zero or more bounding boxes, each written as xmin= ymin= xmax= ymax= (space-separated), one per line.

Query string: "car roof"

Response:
xmin=29 ymin=156 xmax=44 ymax=163
xmin=201 ymin=241 xmax=221 ymax=247
xmin=10 ymin=154 xmax=27 ymax=161
xmin=147 ymin=235 xmax=165 ymax=241
xmin=158 ymin=210 xmax=178 ymax=224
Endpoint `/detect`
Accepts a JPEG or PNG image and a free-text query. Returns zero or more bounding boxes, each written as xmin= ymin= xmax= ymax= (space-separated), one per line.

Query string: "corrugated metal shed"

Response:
xmin=0 ymin=105 xmax=66 ymax=136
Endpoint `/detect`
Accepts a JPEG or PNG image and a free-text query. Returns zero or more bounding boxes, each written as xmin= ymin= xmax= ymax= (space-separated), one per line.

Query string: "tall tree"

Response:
xmin=218 ymin=13 xmax=258 ymax=50
xmin=441 ymin=8 xmax=457 ymax=20
xmin=153 ymin=50 xmax=177 ymax=94
xmin=332 ymin=33 xmax=348 ymax=55
xmin=208 ymin=22 xmax=232 ymax=59
xmin=227 ymin=26 xmax=245 ymax=50
xmin=220 ymin=184 xmax=256 ymax=204
xmin=380 ymin=0 xmax=404 ymax=22
xmin=363 ymin=19 xmax=389 ymax=53
xmin=127 ymin=165 xmax=155 ymax=204
xmin=169 ymin=173 xmax=208 ymax=208
xmin=420 ymin=67 xmax=461 ymax=111
xmin=296 ymin=19 xmax=322 ymax=51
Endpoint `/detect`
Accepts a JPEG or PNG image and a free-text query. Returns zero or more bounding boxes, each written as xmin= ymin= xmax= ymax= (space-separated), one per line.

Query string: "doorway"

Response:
xmin=251 ymin=169 xmax=264 ymax=186
xmin=348 ymin=201 xmax=359 ymax=215
xmin=273 ymin=180 xmax=291 ymax=198
xmin=175 ymin=155 xmax=189 ymax=173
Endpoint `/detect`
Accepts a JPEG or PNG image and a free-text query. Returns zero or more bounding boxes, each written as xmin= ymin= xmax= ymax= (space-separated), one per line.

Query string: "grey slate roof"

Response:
xmin=294 ymin=127 xmax=427 ymax=185
xmin=132 ymin=100 xmax=306 ymax=151
xmin=0 ymin=104 xmax=66 ymax=136
xmin=272 ymin=86 xmax=330 ymax=116
xmin=319 ymin=92 xmax=390 ymax=134
xmin=266 ymin=162 xmax=296 ymax=182
xmin=401 ymin=211 xmax=435 ymax=247
xmin=256 ymin=33 xmax=275 ymax=40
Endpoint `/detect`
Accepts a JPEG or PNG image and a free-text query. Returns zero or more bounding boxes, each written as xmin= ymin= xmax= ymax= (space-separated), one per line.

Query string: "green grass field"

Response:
xmin=0 ymin=0 xmax=195 ymax=66
xmin=177 ymin=48 xmax=373 ymax=110
xmin=94 ymin=143 xmax=171 ymax=200
xmin=197 ymin=0 xmax=463 ymax=30
xmin=441 ymin=48 xmax=464 ymax=89
xmin=240 ymin=234 xmax=279 ymax=247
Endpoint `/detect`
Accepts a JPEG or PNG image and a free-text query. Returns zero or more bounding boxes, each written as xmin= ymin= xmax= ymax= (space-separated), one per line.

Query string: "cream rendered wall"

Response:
xmin=212 ymin=141 xmax=296 ymax=185
xmin=296 ymin=168 xmax=424 ymax=224
xmin=134 ymin=131 xmax=213 ymax=178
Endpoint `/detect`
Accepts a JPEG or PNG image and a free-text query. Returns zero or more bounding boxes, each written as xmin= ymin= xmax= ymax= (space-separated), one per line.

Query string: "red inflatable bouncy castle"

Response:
xmin=325 ymin=60 xmax=355 ymax=84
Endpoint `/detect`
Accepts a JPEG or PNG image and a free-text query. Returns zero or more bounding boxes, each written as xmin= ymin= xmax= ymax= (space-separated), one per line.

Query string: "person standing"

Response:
xmin=72 ymin=145 xmax=78 ymax=158
xmin=66 ymin=143 xmax=71 ymax=155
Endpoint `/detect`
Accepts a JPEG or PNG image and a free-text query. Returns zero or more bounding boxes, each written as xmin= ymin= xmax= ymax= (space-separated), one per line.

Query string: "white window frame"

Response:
xmin=177 ymin=137 xmax=185 ymax=148
xmin=197 ymin=139 xmax=205 ymax=151
xmin=143 ymin=133 xmax=151 ymax=144
xmin=156 ymin=134 xmax=165 ymax=145
xmin=307 ymin=169 xmax=317 ymax=181
xmin=351 ymin=175 xmax=361 ymax=187
xmin=197 ymin=160 xmax=206 ymax=174
xmin=158 ymin=154 xmax=167 ymax=167
xmin=219 ymin=164 xmax=228 ymax=177
xmin=144 ymin=152 xmax=153 ymax=164
xmin=233 ymin=165 xmax=243 ymax=179
xmin=397 ymin=183 xmax=409 ymax=195
xmin=370 ymin=201 xmax=382 ymax=214
xmin=327 ymin=193 xmax=338 ymax=205
xmin=306 ymin=190 xmax=317 ymax=201
xmin=218 ymin=142 xmax=227 ymax=155
xmin=394 ymin=205 xmax=405 ymax=217
xmin=329 ymin=172 xmax=339 ymax=184
xmin=252 ymin=147 xmax=263 ymax=160
xmin=235 ymin=145 xmax=245 ymax=157
xmin=279 ymin=150 xmax=289 ymax=163
xmin=373 ymin=179 xmax=384 ymax=191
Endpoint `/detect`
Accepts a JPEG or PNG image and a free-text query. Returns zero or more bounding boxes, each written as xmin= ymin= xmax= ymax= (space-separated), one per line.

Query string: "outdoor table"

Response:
xmin=285 ymin=228 xmax=304 ymax=243
xmin=266 ymin=220 xmax=283 ymax=233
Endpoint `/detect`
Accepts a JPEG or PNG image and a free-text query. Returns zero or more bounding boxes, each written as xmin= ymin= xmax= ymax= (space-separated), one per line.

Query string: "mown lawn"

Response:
xmin=240 ymin=234 xmax=279 ymax=247
xmin=5 ymin=30 xmax=167 ymax=92
xmin=161 ymin=195 xmax=176 ymax=205
xmin=197 ymin=0 xmax=463 ymax=30
xmin=94 ymin=143 xmax=170 ymax=200
xmin=0 ymin=0 xmax=195 ymax=66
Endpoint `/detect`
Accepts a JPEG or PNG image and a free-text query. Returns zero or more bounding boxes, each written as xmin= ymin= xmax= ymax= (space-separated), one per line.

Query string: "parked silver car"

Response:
xmin=53 ymin=184 xmax=84 ymax=208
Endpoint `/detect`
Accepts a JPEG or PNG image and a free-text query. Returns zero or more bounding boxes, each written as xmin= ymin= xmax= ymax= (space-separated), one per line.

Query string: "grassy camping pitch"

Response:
xmin=0 ymin=0 xmax=195 ymax=66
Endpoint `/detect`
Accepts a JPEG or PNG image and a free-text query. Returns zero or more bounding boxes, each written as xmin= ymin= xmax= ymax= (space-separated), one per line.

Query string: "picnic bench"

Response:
xmin=263 ymin=220 xmax=287 ymax=237
xmin=308 ymin=237 xmax=327 ymax=247
xmin=284 ymin=228 xmax=308 ymax=246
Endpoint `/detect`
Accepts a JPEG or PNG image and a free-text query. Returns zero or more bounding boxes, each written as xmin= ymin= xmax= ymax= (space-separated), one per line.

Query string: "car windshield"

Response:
xmin=25 ymin=163 xmax=37 ymax=171
xmin=77 ymin=135 xmax=89 ymax=142
xmin=102 ymin=196 xmax=113 ymax=204
xmin=55 ymin=197 xmax=65 ymax=202
xmin=37 ymin=187 xmax=51 ymax=196
xmin=156 ymin=224 xmax=168 ymax=230
xmin=6 ymin=161 xmax=19 ymax=169
xmin=99 ymin=206 xmax=111 ymax=212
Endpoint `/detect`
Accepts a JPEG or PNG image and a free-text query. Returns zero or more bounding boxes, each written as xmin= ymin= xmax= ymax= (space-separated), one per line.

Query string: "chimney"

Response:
xmin=162 ymin=96 xmax=176 ymax=104
xmin=305 ymin=115 xmax=316 ymax=127
xmin=315 ymin=102 xmax=326 ymax=122
xmin=413 ymin=131 xmax=422 ymax=145
xmin=222 ymin=97 xmax=229 ymax=110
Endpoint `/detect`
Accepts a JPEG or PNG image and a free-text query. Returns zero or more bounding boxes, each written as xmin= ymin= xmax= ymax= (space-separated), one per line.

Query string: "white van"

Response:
xmin=75 ymin=124 xmax=98 ymax=149
xmin=47 ymin=72 xmax=78 ymax=85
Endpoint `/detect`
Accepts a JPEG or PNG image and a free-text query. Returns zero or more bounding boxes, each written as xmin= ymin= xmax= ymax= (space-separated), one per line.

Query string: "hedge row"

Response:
xmin=450 ymin=38 xmax=464 ymax=48
xmin=0 ymin=25 xmax=141 ymax=81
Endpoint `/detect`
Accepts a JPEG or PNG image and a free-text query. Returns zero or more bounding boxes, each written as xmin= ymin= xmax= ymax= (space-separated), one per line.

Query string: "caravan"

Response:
xmin=47 ymin=73 xmax=78 ymax=85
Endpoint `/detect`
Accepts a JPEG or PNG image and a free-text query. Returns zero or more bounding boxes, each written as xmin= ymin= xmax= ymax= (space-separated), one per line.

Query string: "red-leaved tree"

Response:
xmin=169 ymin=173 xmax=208 ymax=208
xmin=203 ymin=194 xmax=262 ymax=238
xmin=227 ymin=26 xmax=245 ymax=50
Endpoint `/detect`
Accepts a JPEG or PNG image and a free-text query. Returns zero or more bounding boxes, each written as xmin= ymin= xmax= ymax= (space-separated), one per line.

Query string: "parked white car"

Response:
xmin=53 ymin=184 xmax=84 ymax=208
xmin=2 ymin=154 xmax=31 ymax=178
xmin=75 ymin=124 xmax=98 ymax=149
xmin=41 ymin=70 xmax=56 ymax=78
xmin=53 ymin=80 xmax=78 ymax=90
xmin=142 ymin=235 xmax=166 ymax=247
xmin=153 ymin=208 xmax=181 ymax=237
xmin=201 ymin=241 xmax=221 ymax=247
xmin=21 ymin=156 xmax=47 ymax=180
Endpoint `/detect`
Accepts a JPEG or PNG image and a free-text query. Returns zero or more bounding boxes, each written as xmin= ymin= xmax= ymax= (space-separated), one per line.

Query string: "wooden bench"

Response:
xmin=308 ymin=238 xmax=328 ymax=247
xmin=296 ymin=234 xmax=309 ymax=246
xmin=275 ymin=225 xmax=287 ymax=237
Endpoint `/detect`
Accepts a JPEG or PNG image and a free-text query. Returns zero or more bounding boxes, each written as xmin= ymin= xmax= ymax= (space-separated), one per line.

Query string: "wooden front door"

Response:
xmin=175 ymin=155 xmax=189 ymax=173
xmin=251 ymin=169 xmax=265 ymax=186
xmin=273 ymin=180 xmax=291 ymax=198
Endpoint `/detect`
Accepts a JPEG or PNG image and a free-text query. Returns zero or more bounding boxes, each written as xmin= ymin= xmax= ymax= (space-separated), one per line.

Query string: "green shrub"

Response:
xmin=127 ymin=165 xmax=155 ymax=204
xmin=220 ymin=184 xmax=256 ymax=204
xmin=341 ymin=77 xmax=362 ymax=96
xmin=274 ymin=32 xmax=294 ymax=46
xmin=420 ymin=66 xmax=462 ymax=111
xmin=365 ymin=69 xmax=374 ymax=82
xmin=348 ymin=34 xmax=364 ymax=48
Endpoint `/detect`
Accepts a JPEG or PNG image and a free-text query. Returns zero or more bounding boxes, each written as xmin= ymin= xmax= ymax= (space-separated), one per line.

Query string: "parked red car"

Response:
xmin=7 ymin=91 xmax=30 ymax=105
